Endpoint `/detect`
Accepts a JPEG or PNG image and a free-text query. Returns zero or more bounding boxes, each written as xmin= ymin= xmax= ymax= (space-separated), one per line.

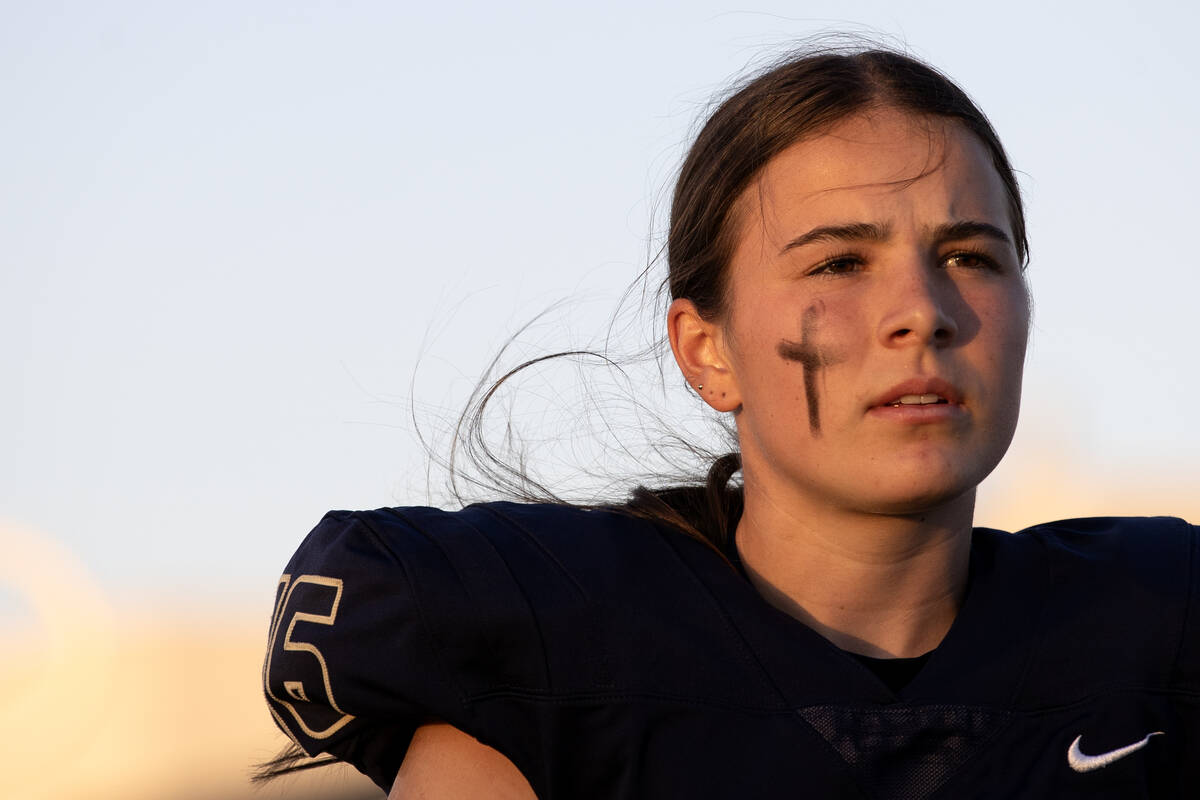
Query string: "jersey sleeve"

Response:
xmin=261 ymin=507 xmax=547 ymax=791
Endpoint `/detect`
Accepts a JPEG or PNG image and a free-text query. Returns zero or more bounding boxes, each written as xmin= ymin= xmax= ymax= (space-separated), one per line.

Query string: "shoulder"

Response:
xmin=272 ymin=501 xmax=686 ymax=689
xmin=974 ymin=515 xmax=1197 ymax=603
xmin=265 ymin=501 xmax=721 ymax=790
xmin=1001 ymin=515 xmax=1196 ymax=591
xmin=984 ymin=516 xmax=1200 ymax=694
xmin=294 ymin=501 xmax=670 ymax=557
xmin=286 ymin=501 xmax=691 ymax=602
xmin=1011 ymin=514 xmax=1195 ymax=547
xmin=283 ymin=501 xmax=738 ymax=694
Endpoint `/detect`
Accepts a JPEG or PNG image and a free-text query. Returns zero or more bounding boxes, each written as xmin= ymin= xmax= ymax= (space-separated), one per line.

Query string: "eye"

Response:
xmin=807 ymin=253 xmax=864 ymax=277
xmin=942 ymin=249 xmax=999 ymax=271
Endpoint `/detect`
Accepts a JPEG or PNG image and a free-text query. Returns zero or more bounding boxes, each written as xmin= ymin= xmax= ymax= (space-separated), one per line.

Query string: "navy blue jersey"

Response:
xmin=263 ymin=503 xmax=1199 ymax=797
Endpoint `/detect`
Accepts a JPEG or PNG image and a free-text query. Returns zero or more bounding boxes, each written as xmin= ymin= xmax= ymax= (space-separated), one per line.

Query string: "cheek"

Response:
xmin=975 ymin=288 xmax=1031 ymax=430
xmin=762 ymin=301 xmax=860 ymax=372
xmin=990 ymin=287 xmax=1032 ymax=366
xmin=797 ymin=298 xmax=866 ymax=367
xmin=965 ymin=276 xmax=1030 ymax=349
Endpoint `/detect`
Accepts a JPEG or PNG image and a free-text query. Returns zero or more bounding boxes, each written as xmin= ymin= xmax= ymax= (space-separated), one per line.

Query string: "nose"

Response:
xmin=877 ymin=267 xmax=959 ymax=348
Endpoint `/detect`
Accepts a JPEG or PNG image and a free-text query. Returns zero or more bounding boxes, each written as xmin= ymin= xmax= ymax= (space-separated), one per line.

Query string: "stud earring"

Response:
xmin=696 ymin=384 xmax=704 ymax=391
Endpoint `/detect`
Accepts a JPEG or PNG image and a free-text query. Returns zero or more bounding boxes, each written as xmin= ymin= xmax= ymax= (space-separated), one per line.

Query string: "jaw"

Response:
xmin=739 ymin=421 xmax=1000 ymax=520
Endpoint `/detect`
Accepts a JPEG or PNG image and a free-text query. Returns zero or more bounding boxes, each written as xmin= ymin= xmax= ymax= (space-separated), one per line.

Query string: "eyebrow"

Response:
xmin=778 ymin=219 xmax=1012 ymax=255
xmin=929 ymin=220 xmax=1012 ymax=246
xmin=780 ymin=222 xmax=890 ymax=254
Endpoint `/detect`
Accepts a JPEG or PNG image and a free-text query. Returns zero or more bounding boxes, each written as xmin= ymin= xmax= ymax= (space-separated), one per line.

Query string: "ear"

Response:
xmin=667 ymin=298 xmax=741 ymax=412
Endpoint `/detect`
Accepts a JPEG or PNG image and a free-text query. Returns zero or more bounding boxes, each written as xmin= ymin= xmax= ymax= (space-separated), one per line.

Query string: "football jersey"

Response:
xmin=263 ymin=503 xmax=1199 ymax=798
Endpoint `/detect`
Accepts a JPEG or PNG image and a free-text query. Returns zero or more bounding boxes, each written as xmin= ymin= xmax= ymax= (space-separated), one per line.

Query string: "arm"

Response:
xmin=389 ymin=723 xmax=537 ymax=800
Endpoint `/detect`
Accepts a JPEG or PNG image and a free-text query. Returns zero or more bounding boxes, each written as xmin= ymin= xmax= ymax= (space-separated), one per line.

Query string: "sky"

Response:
xmin=3 ymin=0 xmax=1199 ymax=616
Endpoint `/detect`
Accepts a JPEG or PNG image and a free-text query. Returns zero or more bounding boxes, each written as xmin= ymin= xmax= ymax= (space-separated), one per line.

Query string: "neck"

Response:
xmin=734 ymin=479 xmax=974 ymax=659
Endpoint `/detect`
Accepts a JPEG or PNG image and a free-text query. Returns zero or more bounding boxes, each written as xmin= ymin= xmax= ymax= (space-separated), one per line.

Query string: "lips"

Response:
xmin=871 ymin=377 xmax=962 ymax=409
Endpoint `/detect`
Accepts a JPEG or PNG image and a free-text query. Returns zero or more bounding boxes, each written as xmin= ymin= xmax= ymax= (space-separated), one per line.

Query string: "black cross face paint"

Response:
xmin=776 ymin=302 xmax=839 ymax=435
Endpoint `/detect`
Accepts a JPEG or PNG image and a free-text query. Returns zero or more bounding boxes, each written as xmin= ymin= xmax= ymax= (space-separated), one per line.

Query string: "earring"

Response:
xmin=696 ymin=384 xmax=704 ymax=391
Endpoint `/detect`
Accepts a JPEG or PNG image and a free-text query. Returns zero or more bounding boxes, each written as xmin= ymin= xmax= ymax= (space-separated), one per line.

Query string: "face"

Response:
xmin=709 ymin=108 xmax=1030 ymax=516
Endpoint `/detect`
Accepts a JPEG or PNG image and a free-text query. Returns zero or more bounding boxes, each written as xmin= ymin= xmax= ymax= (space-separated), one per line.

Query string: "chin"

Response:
xmin=856 ymin=441 xmax=1006 ymax=516
xmin=851 ymin=465 xmax=983 ymax=517
xmin=861 ymin=484 xmax=977 ymax=517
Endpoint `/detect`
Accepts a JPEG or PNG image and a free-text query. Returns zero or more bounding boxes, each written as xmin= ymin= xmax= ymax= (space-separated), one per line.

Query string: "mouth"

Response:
xmin=888 ymin=393 xmax=949 ymax=407
xmin=871 ymin=378 xmax=963 ymax=410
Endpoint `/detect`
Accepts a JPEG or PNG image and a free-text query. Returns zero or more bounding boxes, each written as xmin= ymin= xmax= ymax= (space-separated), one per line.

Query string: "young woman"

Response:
xmin=262 ymin=46 xmax=1198 ymax=798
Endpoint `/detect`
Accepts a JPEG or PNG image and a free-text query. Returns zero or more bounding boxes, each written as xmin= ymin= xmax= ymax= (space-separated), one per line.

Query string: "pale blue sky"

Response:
xmin=3 ymin=1 xmax=1197 ymax=607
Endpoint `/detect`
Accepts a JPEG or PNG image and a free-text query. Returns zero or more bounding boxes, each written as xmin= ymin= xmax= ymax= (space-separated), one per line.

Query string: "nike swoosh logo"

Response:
xmin=1067 ymin=731 xmax=1164 ymax=772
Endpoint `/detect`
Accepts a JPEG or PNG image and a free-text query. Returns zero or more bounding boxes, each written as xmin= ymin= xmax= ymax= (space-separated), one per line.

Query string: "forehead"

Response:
xmin=734 ymin=108 xmax=1012 ymax=248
